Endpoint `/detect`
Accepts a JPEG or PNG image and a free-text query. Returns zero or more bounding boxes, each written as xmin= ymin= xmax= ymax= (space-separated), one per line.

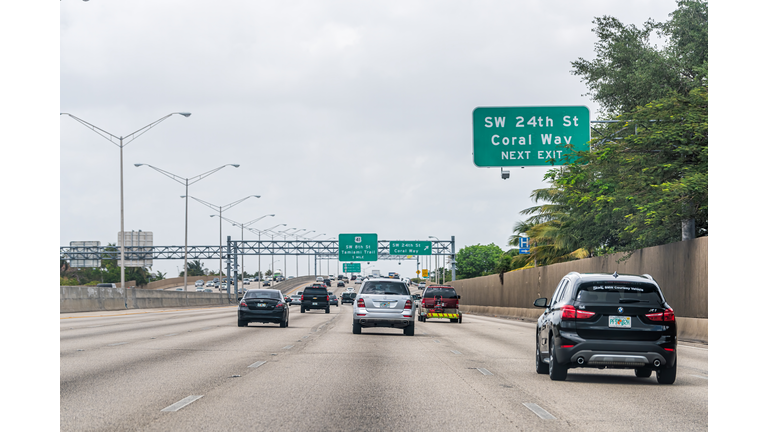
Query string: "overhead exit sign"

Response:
xmin=473 ymin=106 xmax=590 ymax=167
xmin=389 ymin=241 xmax=432 ymax=255
xmin=343 ymin=263 xmax=361 ymax=272
xmin=339 ymin=233 xmax=378 ymax=262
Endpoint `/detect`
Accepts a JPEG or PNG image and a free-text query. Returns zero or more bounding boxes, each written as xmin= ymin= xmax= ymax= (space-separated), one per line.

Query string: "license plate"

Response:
xmin=609 ymin=316 xmax=631 ymax=328
xmin=312 ymin=302 xmax=318 ymax=305
xmin=257 ymin=303 xmax=266 ymax=307
xmin=380 ymin=302 xmax=390 ymax=308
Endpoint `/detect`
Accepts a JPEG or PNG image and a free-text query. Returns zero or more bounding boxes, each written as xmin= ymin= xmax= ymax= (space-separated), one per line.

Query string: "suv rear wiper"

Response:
xmin=618 ymin=299 xmax=649 ymax=303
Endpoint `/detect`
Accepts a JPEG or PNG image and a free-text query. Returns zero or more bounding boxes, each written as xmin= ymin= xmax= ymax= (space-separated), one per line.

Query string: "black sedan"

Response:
xmin=534 ymin=272 xmax=677 ymax=384
xmin=337 ymin=281 xmax=345 ymax=287
xmin=238 ymin=289 xmax=289 ymax=327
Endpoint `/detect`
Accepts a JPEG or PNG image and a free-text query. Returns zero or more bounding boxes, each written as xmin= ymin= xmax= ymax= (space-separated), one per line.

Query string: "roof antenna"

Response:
xmin=612 ymin=271 xmax=619 ymax=278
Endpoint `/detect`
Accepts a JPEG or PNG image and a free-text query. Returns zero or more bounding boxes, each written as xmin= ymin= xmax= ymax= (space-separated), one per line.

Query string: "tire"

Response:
xmin=450 ymin=319 xmax=458 ymax=323
xmin=635 ymin=367 xmax=653 ymax=378
xmin=279 ymin=316 xmax=287 ymax=328
xmin=548 ymin=337 xmax=568 ymax=381
xmin=301 ymin=306 xmax=305 ymax=313
xmin=459 ymin=315 xmax=462 ymax=324
xmin=404 ymin=322 xmax=415 ymax=336
xmin=656 ymin=361 xmax=677 ymax=384
xmin=352 ymin=321 xmax=362 ymax=334
xmin=535 ymin=336 xmax=548 ymax=374
xmin=325 ymin=307 xmax=330 ymax=314
xmin=238 ymin=319 xmax=246 ymax=327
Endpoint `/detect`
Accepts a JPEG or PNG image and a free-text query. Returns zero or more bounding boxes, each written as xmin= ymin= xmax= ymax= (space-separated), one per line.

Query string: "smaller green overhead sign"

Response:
xmin=343 ymin=263 xmax=361 ymax=272
xmin=389 ymin=241 xmax=432 ymax=255
xmin=472 ymin=106 xmax=590 ymax=167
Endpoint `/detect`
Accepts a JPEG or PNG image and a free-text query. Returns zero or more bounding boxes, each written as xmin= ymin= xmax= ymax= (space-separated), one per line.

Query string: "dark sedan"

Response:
xmin=337 ymin=281 xmax=345 ymax=287
xmin=329 ymin=294 xmax=339 ymax=307
xmin=238 ymin=289 xmax=289 ymax=328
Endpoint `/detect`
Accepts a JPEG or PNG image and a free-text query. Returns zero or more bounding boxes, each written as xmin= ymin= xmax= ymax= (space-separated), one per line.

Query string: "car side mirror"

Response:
xmin=533 ymin=298 xmax=548 ymax=308
xmin=457 ymin=295 xmax=461 ymax=299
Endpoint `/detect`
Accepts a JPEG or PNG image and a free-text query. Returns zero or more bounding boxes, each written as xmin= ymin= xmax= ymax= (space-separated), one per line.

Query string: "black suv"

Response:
xmin=340 ymin=292 xmax=356 ymax=304
xmin=301 ymin=286 xmax=331 ymax=313
xmin=534 ymin=272 xmax=677 ymax=384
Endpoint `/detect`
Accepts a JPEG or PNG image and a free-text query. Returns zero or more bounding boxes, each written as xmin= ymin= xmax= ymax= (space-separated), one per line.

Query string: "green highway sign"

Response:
xmin=390 ymin=241 xmax=432 ymax=255
xmin=343 ymin=263 xmax=361 ymax=272
xmin=339 ymin=233 xmax=378 ymax=262
xmin=472 ymin=106 xmax=590 ymax=167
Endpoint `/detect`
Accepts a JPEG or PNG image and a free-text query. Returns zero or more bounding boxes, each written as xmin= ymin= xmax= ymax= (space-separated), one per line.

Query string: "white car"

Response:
xmin=195 ymin=280 xmax=204 ymax=287
xmin=196 ymin=287 xmax=204 ymax=292
xmin=354 ymin=279 xmax=362 ymax=284
xmin=206 ymin=281 xmax=214 ymax=287
xmin=316 ymin=276 xmax=324 ymax=282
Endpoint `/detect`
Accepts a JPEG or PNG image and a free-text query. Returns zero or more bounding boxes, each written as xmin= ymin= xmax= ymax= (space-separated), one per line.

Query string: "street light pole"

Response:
xmin=135 ymin=163 xmax=239 ymax=291
xmin=186 ymin=195 xmax=260 ymax=284
xmin=61 ymin=112 xmax=191 ymax=289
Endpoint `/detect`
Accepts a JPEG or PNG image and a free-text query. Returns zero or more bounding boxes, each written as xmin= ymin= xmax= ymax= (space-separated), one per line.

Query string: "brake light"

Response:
xmin=327 ymin=295 xmax=330 ymax=301
xmin=404 ymin=299 xmax=412 ymax=310
xmin=240 ymin=301 xmax=247 ymax=307
xmin=561 ymin=305 xmax=595 ymax=320
xmin=301 ymin=295 xmax=304 ymax=301
xmin=357 ymin=298 xmax=365 ymax=308
xmin=646 ymin=308 xmax=675 ymax=322
xmin=561 ymin=345 xmax=575 ymax=348
xmin=275 ymin=302 xmax=284 ymax=309
xmin=664 ymin=348 xmax=675 ymax=352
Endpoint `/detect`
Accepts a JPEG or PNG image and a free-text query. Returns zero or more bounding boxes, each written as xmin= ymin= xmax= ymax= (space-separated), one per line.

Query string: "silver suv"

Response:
xmin=352 ymin=278 xmax=415 ymax=336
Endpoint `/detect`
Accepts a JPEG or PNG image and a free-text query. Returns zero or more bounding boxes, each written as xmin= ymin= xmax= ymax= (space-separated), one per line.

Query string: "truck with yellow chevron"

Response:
xmin=418 ymin=285 xmax=462 ymax=323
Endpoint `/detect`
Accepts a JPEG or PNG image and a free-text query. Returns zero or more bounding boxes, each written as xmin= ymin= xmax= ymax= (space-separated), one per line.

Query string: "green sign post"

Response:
xmin=339 ymin=233 xmax=378 ymax=262
xmin=343 ymin=263 xmax=361 ymax=273
xmin=389 ymin=241 xmax=432 ymax=255
xmin=472 ymin=106 xmax=590 ymax=167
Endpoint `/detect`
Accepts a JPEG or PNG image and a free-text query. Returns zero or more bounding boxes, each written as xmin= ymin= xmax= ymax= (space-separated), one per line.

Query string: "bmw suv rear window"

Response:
xmin=575 ymin=282 xmax=662 ymax=304
xmin=422 ymin=288 xmax=458 ymax=299
xmin=360 ymin=281 xmax=409 ymax=295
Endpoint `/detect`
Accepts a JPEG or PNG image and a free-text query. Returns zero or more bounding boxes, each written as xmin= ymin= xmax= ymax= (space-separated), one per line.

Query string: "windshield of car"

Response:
xmin=422 ymin=288 xmax=458 ymax=299
xmin=244 ymin=290 xmax=282 ymax=300
xmin=360 ymin=281 xmax=409 ymax=295
xmin=575 ymin=282 xmax=662 ymax=304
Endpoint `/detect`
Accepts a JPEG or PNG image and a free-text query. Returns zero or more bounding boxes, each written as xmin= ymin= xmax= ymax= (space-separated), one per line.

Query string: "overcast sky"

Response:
xmin=55 ymin=0 xmax=693 ymax=279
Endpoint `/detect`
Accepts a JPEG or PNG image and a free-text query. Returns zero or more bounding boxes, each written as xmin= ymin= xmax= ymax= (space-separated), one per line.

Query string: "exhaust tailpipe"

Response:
xmin=577 ymin=357 xmax=585 ymax=365
xmin=653 ymin=359 xmax=661 ymax=367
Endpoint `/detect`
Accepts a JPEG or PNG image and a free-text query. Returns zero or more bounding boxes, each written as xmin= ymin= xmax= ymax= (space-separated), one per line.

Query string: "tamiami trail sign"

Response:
xmin=472 ymin=106 xmax=590 ymax=167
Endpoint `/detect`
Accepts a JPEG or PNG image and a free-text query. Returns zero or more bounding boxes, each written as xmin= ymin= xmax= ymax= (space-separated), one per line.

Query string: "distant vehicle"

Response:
xmin=288 ymin=276 xmax=295 ymax=279
xmin=340 ymin=292 xmax=356 ymax=304
xmin=316 ymin=276 xmax=324 ymax=282
xmin=238 ymin=289 xmax=289 ymax=328
xmin=323 ymin=278 xmax=332 ymax=287
xmin=420 ymin=286 xmax=461 ymax=323
xmin=195 ymin=280 xmax=205 ymax=287
xmin=206 ymin=281 xmax=214 ymax=287
xmin=196 ymin=287 xmax=204 ymax=292
xmin=175 ymin=288 xmax=183 ymax=291
xmin=418 ymin=282 xmax=426 ymax=289
xmin=371 ymin=270 xmax=381 ymax=278
xmin=301 ymin=286 xmax=331 ymax=314
xmin=203 ymin=288 xmax=213 ymax=293
xmin=213 ymin=278 xmax=220 ymax=284
xmin=329 ymin=294 xmax=339 ymax=307
xmin=263 ymin=281 xmax=271 ymax=287
xmin=354 ymin=279 xmax=362 ymax=284
xmin=289 ymin=295 xmax=302 ymax=306
xmin=96 ymin=283 xmax=117 ymax=288
xmin=337 ymin=281 xmax=345 ymax=287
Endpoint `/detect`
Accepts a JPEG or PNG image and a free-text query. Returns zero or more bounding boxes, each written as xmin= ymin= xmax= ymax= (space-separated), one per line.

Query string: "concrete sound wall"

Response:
xmin=60 ymin=286 xmax=230 ymax=313
xmin=446 ymin=237 xmax=708 ymax=341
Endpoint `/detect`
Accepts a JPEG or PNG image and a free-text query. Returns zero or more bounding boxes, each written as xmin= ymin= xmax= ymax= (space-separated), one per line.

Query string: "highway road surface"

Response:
xmin=60 ymin=285 xmax=708 ymax=431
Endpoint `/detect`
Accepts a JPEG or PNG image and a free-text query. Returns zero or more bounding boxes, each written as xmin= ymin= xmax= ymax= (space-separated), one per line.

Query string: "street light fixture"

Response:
xmin=60 ymin=111 xmax=190 ymax=288
xmin=135 ymin=163 xmax=238 ymax=291
xmin=184 ymin=194 xmax=261 ymax=284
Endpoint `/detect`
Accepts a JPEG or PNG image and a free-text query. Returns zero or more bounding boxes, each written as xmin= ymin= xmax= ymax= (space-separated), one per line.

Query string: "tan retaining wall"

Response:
xmin=447 ymin=237 xmax=708 ymax=342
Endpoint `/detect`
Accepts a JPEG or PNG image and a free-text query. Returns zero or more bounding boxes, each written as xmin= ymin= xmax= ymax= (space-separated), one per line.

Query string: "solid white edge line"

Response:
xmin=248 ymin=361 xmax=267 ymax=368
xmin=523 ymin=403 xmax=557 ymax=420
xmin=477 ymin=368 xmax=493 ymax=375
xmin=161 ymin=395 xmax=203 ymax=412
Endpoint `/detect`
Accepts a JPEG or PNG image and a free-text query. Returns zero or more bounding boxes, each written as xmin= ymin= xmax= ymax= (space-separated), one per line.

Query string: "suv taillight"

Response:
xmin=301 ymin=295 xmax=304 ymax=301
xmin=327 ymin=295 xmax=330 ymax=301
xmin=646 ymin=308 xmax=675 ymax=322
xmin=357 ymin=298 xmax=365 ymax=308
xmin=561 ymin=304 xmax=595 ymax=320
xmin=404 ymin=299 xmax=412 ymax=310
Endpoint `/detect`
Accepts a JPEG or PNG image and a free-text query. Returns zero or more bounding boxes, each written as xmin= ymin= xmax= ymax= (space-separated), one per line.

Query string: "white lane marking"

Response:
xmin=523 ymin=403 xmax=556 ymax=420
xmin=433 ymin=339 xmax=441 ymax=343
xmin=692 ymin=375 xmax=708 ymax=379
xmin=451 ymin=350 xmax=462 ymax=355
xmin=282 ymin=345 xmax=294 ymax=349
xmin=161 ymin=395 xmax=203 ymax=412
xmin=477 ymin=368 xmax=493 ymax=376
xmin=678 ymin=344 xmax=708 ymax=351
xmin=248 ymin=361 xmax=267 ymax=369
xmin=108 ymin=342 xmax=128 ymax=346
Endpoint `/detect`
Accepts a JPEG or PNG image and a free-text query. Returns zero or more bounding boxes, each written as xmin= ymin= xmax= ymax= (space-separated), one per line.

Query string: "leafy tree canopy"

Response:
xmin=455 ymin=244 xmax=503 ymax=279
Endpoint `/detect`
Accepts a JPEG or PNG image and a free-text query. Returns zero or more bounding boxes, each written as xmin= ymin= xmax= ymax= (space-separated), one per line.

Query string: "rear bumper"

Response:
xmin=302 ymin=302 xmax=329 ymax=310
xmin=355 ymin=316 xmax=413 ymax=328
xmin=554 ymin=333 xmax=676 ymax=369
xmin=238 ymin=309 xmax=284 ymax=323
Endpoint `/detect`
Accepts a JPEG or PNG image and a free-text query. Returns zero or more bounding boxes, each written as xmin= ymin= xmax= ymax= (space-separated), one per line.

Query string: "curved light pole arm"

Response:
xmin=187 ymin=164 xmax=239 ymax=186
xmin=122 ymin=112 xmax=190 ymax=145
xmin=60 ymin=112 xmax=190 ymax=147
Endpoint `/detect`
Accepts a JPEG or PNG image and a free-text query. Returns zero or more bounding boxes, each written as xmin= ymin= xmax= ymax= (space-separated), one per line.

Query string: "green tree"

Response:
xmin=571 ymin=0 xmax=707 ymax=117
xmin=455 ymin=244 xmax=503 ymax=279
xmin=181 ymin=260 xmax=206 ymax=277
